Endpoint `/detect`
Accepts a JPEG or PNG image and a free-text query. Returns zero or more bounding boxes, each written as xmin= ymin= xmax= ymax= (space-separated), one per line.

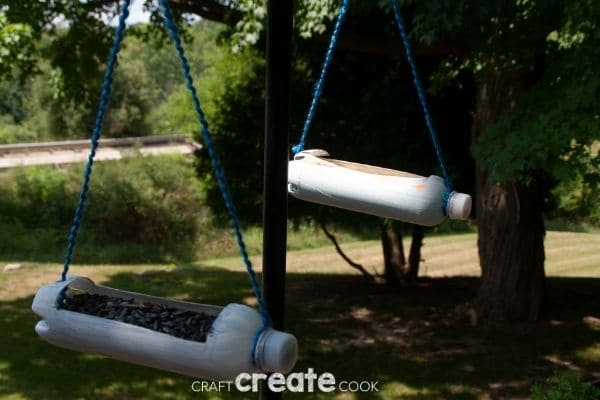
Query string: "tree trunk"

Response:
xmin=381 ymin=222 xmax=406 ymax=286
xmin=407 ymin=225 xmax=424 ymax=281
xmin=473 ymin=66 xmax=546 ymax=322
xmin=381 ymin=223 xmax=425 ymax=285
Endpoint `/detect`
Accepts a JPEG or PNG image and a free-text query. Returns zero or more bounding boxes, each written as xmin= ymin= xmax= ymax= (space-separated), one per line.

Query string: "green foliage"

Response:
xmin=103 ymin=51 xmax=161 ymax=137
xmin=0 ymin=68 xmax=94 ymax=143
xmin=0 ymin=12 xmax=35 ymax=78
xmin=0 ymin=77 xmax=26 ymax=122
xmin=0 ymin=115 xmax=39 ymax=144
xmin=551 ymin=168 xmax=600 ymax=225
xmin=531 ymin=373 xmax=600 ymax=400
xmin=147 ymin=34 xmax=276 ymax=224
xmin=146 ymin=23 xmax=222 ymax=135
xmin=0 ymin=1 xmax=217 ymax=110
xmin=1 ymin=0 xmax=116 ymax=104
xmin=222 ymin=0 xmax=560 ymax=65
xmin=472 ymin=1 xmax=598 ymax=189
xmin=117 ymin=22 xmax=221 ymax=137
xmin=1 ymin=0 xmax=597 ymax=224
xmin=295 ymin=0 xmax=339 ymax=39
xmin=190 ymin=47 xmax=267 ymax=223
xmin=0 ymin=155 xmax=205 ymax=258
xmin=0 ymin=164 xmax=73 ymax=228
xmin=183 ymin=19 xmax=474 ymax=225
xmin=226 ymin=0 xmax=598 ymax=192
xmin=0 ymin=23 xmax=220 ymax=141
xmin=86 ymin=155 xmax=204 ymax=245
xmin=226 ymin=0 xmax=340 ymax=51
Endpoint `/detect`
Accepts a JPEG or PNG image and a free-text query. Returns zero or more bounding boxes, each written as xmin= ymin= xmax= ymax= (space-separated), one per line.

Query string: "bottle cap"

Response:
xmin=255 ymin=328 xmax=298 ymax=373
xmin=447 ymin=192 xmax=472 ymax=220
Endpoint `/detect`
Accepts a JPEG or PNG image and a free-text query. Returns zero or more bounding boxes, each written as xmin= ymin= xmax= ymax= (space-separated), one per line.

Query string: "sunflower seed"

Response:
xmin=60 ymin=290 xmax=217 ymax=342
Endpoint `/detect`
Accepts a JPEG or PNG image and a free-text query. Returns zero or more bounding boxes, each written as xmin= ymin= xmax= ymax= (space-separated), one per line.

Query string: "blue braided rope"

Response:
xmin=61 ymin=0 xmax=131 ymax=282
xmin=390 ymin=0 xmax=453 ymax=212
xmin=159 ymin=0 xmax=270 ymax=327
xmin=292 ymin=0 xmax=350 ymax=155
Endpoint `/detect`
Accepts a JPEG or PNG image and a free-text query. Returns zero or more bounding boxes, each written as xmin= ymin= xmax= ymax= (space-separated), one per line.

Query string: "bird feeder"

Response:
xmin=288 ymin=149 xmax=471 ymax=226
xmin=32 ymin=277 xmax=298 ymax=380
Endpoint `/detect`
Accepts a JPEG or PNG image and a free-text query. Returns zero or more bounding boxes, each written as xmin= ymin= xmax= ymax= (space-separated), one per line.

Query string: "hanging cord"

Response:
xmin=292 ymin=0 xmax=350 ymax=155
xmin=292 ymin=0 xmax=454 ymax=213
xmin=61 ymin=0 xmax=131 ymax=282
xmin=389 ymin=0 xmax=453 ymax=211
xmin=159 ymin=0 xmax=270 ymax=327
xmin=59 ymin=0 xmax=269 ymax=328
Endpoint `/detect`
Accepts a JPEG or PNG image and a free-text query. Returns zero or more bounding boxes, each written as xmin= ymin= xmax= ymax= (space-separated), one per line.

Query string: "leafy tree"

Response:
xmin=289 ymin=0 xmax=596 ymax=321
xmin=1 ymin=0 xmax=597 ymax=322
xmin=157 ymin=5 xmax=475 ymax=286
xmin=0 ymin=11 xmax=35 ymax=78
xmin=176 ymin=0 xmax=598 ymax=321
xmin=0 ymin=21 xmax=205 ymax=141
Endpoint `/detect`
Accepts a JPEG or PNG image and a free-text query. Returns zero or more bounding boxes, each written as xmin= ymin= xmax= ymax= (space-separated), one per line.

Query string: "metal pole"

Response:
xmin=260 ymin=0 xmax=293 ymax=398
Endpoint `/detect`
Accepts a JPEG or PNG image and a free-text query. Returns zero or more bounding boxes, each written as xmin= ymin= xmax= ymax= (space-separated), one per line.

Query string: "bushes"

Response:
xmin=0 ymin=154 xmax=206 ymax=261
xmin=84 ymin=155 xmax=205 ymax=244
xmin=531 ymin=373 xmax=600 ymax=400
xmin=551 ymin=173 xmax=600 ymax=226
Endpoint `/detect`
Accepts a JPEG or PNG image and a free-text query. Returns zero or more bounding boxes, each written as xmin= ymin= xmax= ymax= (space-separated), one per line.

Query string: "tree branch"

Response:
xmin=320 ymin=220 xmax=374 ymax=280
xmin=168 ymin=0 xmax=243 ymax=26
xmin=166 ymin=0 xmax=469 ymax=58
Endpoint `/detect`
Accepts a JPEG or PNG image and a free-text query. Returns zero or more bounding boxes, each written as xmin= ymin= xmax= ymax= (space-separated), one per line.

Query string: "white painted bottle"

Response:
xmin=288 ymin=149 xmax=471 ymax=227
xmin=32 ymin=276 xmax=297 ymax=380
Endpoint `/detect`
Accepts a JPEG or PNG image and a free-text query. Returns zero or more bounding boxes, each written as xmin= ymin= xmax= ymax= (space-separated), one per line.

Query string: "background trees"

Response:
xmin=0 ymin=0 xmax=597 ymax=323
xmin=191 ymin=0 xmax=598 ymax=321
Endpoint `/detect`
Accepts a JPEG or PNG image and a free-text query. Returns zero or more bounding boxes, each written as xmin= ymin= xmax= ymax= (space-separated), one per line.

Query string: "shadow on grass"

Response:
xmin=0 ymin=241 xmax=199 ymax=265
xmin=1 ymin=267 xmax=598 ymax=399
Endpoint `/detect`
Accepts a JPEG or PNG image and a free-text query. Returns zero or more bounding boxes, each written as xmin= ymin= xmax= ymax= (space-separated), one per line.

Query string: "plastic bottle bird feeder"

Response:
xmin=288 ymin=149 xmax=472 ymax=227
xmin=32 ymin=277 xmax=298 ymax=380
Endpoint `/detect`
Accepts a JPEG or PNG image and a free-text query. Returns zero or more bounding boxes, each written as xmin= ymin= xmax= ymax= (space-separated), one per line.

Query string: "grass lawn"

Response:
xmin=0 ymin=231 xmax=599 ymax=399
